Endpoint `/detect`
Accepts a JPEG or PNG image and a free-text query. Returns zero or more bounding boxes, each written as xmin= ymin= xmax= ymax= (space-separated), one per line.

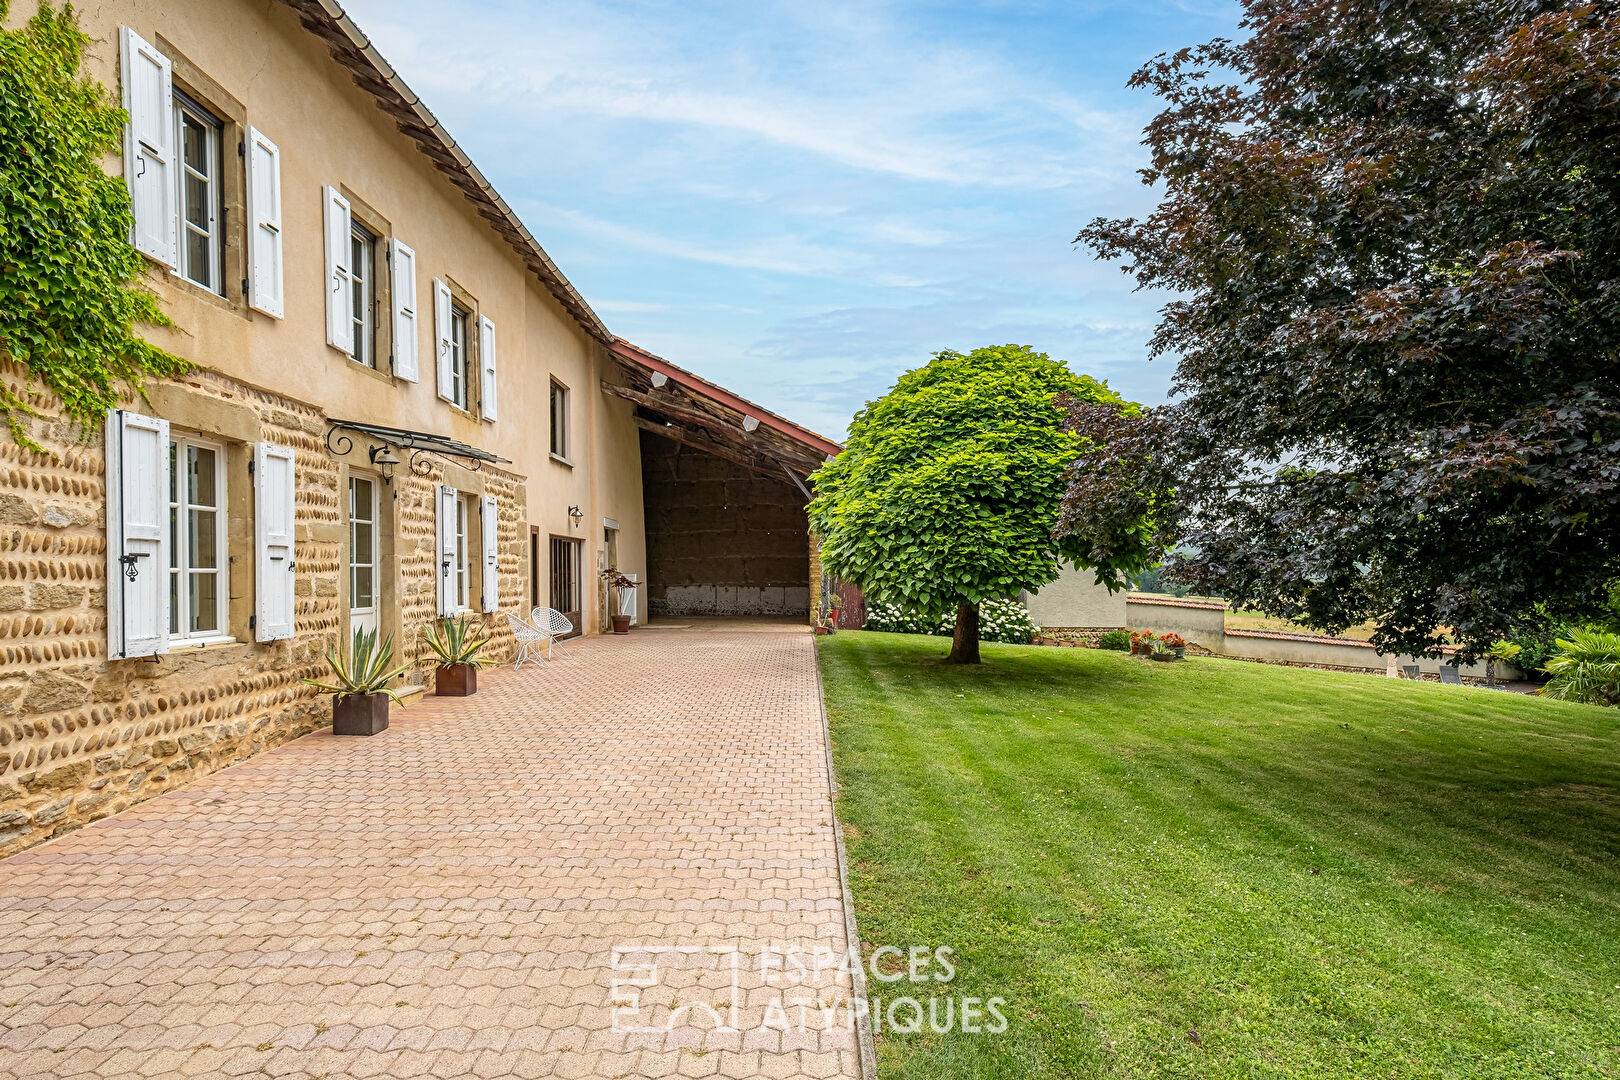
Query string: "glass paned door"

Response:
xmin=348 ymin=476 xmax=379 ymax=637
xmin=549 ymin=536 xmax=582 ymax=638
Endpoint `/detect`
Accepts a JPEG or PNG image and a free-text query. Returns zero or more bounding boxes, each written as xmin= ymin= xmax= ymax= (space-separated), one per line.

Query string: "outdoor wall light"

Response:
xmin=368 ymin=444 xmax=401 ymax=482
xmin=567 ymin=505 xmax=585 ymax=525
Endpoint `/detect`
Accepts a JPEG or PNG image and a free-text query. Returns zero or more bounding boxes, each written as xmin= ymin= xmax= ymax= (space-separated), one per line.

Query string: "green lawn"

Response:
xmin=818 ymin=631 xmax=1620 ymax=1079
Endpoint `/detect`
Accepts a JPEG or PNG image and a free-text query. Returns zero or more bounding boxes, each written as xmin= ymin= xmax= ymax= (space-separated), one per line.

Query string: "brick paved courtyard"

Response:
xmin=0 ymin=626 xmax=861 ymax=1079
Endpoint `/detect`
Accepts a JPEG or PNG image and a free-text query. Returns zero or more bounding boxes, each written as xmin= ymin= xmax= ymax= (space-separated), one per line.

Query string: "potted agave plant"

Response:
xmin=421 ymin=614 xmax=496 ymax=697
xmin=602 ymin=568 xmax=638 ymax=634
xmin=303 ymin=627 xmax=409 ymax=736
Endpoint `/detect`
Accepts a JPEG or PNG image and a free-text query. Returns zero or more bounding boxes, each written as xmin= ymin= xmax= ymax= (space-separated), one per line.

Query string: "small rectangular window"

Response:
xmin=449 ymin=305 xmax=470 ymax=410
xmin=174 ymin=93 xmax=223 ymax=293
xmin=167 ymin=435 xmax=229 ymax=641
xmin=349 ymin=475 xmax=377 ymax=613
xmin=454 ymin=494 xmax=471 ymax=610
xmin=349 ymin=224 xmax=376 ymax=368
xmin=550 ymin=380 xmax=570 ymax=459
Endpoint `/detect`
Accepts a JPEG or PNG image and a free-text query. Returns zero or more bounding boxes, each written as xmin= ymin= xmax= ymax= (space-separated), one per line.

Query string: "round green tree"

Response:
xmin=809 ymin=344 xmax=1154 ymax=663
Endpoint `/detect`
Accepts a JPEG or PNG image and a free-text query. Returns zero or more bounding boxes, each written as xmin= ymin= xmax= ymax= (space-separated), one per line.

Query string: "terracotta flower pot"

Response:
xmin=435 ymin=663 xmax=478 ymax=696
xmin=611 ymin=614 xmax=632 ymax=634
xmin=332 ymin=692 xmax=389 ymax=736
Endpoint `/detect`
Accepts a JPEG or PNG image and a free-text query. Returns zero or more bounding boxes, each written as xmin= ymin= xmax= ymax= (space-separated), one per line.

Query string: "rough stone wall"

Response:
xmin=0 ymin=363 xmax=527 ymax=856
xmin=640 ymin=432 xmax=810 ymax=617
xmin=390 ymin=462 xmax=524 ymax=687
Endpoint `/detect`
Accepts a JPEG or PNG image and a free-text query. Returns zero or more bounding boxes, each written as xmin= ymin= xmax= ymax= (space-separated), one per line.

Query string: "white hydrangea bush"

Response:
xmin=863 ymin=597 xmax=1040 ymax=645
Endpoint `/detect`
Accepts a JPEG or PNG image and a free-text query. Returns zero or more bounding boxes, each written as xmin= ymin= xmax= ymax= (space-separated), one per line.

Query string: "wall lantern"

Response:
xmin=368 ymin=443 xmax=401 ymax=483
xmin=567 ymin=505 xmax=585 ymax=525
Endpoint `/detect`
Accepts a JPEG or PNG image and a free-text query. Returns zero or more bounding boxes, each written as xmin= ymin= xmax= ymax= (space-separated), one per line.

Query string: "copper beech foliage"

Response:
xmin=1058 ymin=0 xmax=1620 ymax=660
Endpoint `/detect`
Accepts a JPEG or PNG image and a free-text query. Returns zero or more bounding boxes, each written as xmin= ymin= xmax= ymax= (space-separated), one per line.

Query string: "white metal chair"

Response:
xmin=532 ymin=607 xmax=575 ymax=660
xmin=504 ymin=611 xmax=548 ymax=669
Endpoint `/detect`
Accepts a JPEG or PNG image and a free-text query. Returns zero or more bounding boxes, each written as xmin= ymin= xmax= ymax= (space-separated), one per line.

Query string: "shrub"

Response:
xmin=1541 ymin=629 xmax=1620 ymax=707
xmin=864 ymin=597 xmax=1040 ymax=645
xmin=1097 ymin=630 xmax=1131 ymax=651
xmin=936 ymin=598 xmax=1039 ymax=645
xmin=864 ymin=600 xmax=937 ymax=636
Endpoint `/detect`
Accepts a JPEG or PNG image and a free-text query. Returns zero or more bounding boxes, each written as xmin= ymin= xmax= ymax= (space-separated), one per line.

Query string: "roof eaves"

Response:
xmin=283 ymin=0 xmax=613 ymax=345
xmin=610 ymin=338 xmax=843 ymax=457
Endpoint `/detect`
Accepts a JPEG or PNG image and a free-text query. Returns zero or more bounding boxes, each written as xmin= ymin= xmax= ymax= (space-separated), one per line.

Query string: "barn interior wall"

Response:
xmin=639 ymin=431 xmax=810 ymax=616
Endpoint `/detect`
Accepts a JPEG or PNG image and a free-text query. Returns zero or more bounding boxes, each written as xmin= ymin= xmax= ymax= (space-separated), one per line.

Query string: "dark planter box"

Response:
xmin=1151 ymin=651 xmax=1178 ymax=663
xmin=611 ymin=615 xmax=631 ymax=634
xmin=435 ymin=663 xmax=478 ymax=696
xmin=332 ymin=692 xmax=389 ymax=736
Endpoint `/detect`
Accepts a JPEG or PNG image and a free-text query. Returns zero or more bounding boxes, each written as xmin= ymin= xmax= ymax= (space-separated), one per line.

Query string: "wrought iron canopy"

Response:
xmin=324 ymin=418 xmax=510 ymax=477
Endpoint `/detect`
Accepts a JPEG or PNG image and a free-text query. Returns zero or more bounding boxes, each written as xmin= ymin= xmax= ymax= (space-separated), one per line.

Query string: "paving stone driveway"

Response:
xmin=0 ymin=626 xmax=861 ymax=1080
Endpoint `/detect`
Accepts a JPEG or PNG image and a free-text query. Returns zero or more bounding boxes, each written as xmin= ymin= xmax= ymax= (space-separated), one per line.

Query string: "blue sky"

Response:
xmin=342 ymin=0 xmax=1242 ymax=440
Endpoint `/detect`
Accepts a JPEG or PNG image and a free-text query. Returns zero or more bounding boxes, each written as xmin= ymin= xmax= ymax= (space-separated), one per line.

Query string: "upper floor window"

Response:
xmin=175 ymin=92 xmax=223 ymax=294
xmin=168 ymin=434 xmax=229 ymax=642
xmin=550 ymin=380 xmax=570 ymax=460
xmin=448 ymin=304 xmax=470 ymax=410
xmin=121 ymin=28 xmax=285 ymax=317
xmin=349 ymin=222 xmax=376 ymax=368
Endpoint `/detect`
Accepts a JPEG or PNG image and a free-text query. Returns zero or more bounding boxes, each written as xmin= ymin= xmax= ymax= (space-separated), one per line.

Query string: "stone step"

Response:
xmin=395 ymin=684 xmax=427 ymax=707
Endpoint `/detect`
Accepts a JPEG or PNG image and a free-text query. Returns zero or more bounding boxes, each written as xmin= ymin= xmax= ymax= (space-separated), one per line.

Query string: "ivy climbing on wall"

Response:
xmin=0 ymin=1 xmax=186 ymax=450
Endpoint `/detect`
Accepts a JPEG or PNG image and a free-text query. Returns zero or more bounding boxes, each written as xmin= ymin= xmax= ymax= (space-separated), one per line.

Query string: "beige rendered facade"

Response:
xmin=0 ymin=0 xmax=663 ymax=855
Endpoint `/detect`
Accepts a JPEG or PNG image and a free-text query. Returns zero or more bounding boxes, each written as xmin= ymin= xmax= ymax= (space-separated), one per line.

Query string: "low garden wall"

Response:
xmin=1122 ymin=596 xmax=1522 ymax=682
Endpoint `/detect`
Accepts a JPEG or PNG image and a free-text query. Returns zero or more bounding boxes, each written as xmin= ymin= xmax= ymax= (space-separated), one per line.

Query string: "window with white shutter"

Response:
xmin=436 ymin=485 xmax=460 ymax=617
xmin=433 ymin=279 xmax=455 ymax=402
xmin=254 ymin=443 xmax=297 ymax=642
xmin=168 ymin=434 xmax=230 ymax=642
xmin=477 ymin=315 xmax=498 ymax=422
xmin=480 ymin=495 xmax=499 ymax=613
xmin=323 ymin=185 xmax=354 ymax=354
xmin=106 ymin=410 xmax=171 ymax=659
xmin=119 ymin=27 xmax=177 ymax=267
xmin=246 ymin=127 xmax=284 ymax=318
xmin=389 ymin=239 xmax=419 ymax=381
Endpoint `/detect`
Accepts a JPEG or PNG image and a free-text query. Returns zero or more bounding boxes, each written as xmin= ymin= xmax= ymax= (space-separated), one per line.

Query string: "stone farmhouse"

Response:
xmin=0 ymin=0 xmax=841 ymax=855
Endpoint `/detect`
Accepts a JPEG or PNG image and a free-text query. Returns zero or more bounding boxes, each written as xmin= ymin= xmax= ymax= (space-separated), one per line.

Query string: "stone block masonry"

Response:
xmin=0 ymin=362 xmax=527 ymax=857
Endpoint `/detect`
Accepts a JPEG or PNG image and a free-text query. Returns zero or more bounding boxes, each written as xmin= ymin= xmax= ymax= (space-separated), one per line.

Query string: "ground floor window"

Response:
xmin=348 ymin=476 xmax=378 ymax=634
xmin=169 ymin=435 xmax=229 ymax=641
xmin=455 ymin=494 xmax=472 ymax=611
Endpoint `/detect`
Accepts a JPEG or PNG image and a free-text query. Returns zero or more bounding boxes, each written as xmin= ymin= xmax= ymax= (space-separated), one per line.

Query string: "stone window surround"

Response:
xmin=140 ymin=384 xmax=262 ymax=654
xmin=156 ymin=36 xmax=248 ymax=318
xmin=441 ymin=276 xmax=483 ymax=420
xmin=549 ymin=377 xmax=571 ymax=465
xmin=339 ymin=189 xmax=395 ymax=383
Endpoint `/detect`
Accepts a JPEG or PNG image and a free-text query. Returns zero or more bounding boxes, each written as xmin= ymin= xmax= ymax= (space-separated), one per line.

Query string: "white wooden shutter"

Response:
xmin=105 ymin=410 xmax=171 ymax=659
xmin=323 ymin=185 xmax=353 ymax=353
xmin=436 ymin=485 xmax=459 ymax=617
xmin=245 ymin=127 xmax=284 ymax=319
xmin=480 ymin=495 xmax=499 ymax=613
xmin=389 ymin=239 xmax=419 ymax=381
xmin=433 ymin=279 xmax=454 ymax=401
xmin=477 ymin=315 xmax=498 ymax=421
xmin=254 ymin=443 xmax=297 ymax=642
xmin=119 ymin=27 xmax=176 ymax=267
